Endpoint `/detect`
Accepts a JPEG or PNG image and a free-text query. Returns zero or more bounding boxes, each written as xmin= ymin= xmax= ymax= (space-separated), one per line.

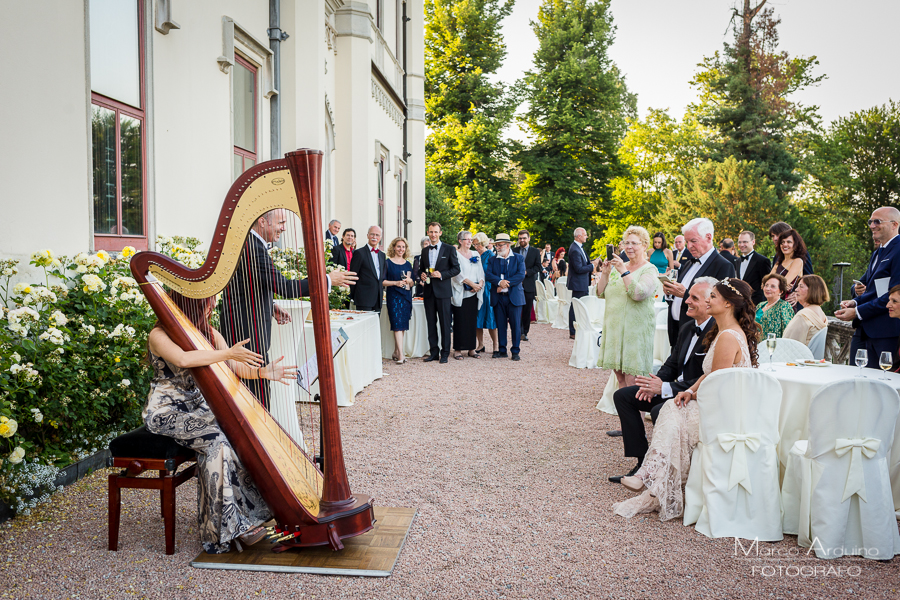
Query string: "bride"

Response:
xmin=613 ymin=278 xmax=759 ymax=520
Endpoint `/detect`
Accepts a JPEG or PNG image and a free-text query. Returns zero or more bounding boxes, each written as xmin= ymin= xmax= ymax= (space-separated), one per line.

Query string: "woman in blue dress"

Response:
xmin=384 ymin=237 xmax=415 ymax=364
xmin=472 ymin=232 xmax=497 ymax=354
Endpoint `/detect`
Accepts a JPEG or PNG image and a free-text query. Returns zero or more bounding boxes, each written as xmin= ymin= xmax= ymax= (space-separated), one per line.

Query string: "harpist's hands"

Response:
xmin=331 ymin=270 xmax=358 ymax=287
xmin=264 ymin=356 xmax=298 ymax=384
xmin=228 ymin=339 xmax=264 ymax=369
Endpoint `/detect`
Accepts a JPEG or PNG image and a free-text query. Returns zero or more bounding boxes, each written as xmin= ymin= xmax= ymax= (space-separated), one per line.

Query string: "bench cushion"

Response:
xmin=108 ymin=425 xmax=195 ymax=460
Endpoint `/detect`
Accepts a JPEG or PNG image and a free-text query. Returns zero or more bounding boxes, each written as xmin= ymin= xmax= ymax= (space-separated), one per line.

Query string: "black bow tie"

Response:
xmin=694 ymin=326 xmax=703 ymax=337
xmin=740 ymin=254 xmax=751 ymax=261
xmin=430 ymin=245 xmax=438 ymax=249
xmin=686 ymin=257 xmax=700 ymax=266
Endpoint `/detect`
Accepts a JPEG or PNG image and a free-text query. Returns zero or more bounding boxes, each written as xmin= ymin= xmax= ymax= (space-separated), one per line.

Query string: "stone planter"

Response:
xmin=0 ymin=448 xmax=111 ymax=524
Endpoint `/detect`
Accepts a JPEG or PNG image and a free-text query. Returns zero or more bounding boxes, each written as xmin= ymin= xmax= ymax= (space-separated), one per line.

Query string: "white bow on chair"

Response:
xmin=834 ymin=437 xmax=881 ymax=503
xmin=717 ymin=433 xmax=762 ymax=493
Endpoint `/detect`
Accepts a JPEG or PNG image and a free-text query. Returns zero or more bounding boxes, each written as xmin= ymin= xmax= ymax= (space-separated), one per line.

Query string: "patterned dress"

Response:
xmin=596 ymin=262 xmax=658 ymax=375
xmin=757 ymin=299 xmax=795 ymax=338
xmin=613 ymin=329 xmax=752 ymax=521
xmin=143 ymin=353 xmax=272 ymax=554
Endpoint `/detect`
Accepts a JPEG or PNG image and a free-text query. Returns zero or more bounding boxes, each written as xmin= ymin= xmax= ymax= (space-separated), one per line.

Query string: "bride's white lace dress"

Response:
xmin=613 ymin=328 xmax=751 ymax=521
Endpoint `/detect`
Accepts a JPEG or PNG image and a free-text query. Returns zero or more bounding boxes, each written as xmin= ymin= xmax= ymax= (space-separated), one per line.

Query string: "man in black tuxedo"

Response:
xmin=324 ymin=219 xmax=342 ymax=249
xmin=719 ymin=238 xmax=740 ymax=271
xmin=662 ymin=218 xmax=736 ymax=347
xmin=609 ymin=277 xmax=717 ymax=482
xmin=736 ymin=230 xmax=771 ymax=305
xmin=220 ymin=209 xmax=357 ymax=409
xmin=331 ymin=228 xmax=356 ymax=269
xmin=411 ymin=236 xmax=430 ymax=298
xmin=349 ymin=226 xmax=386 ymax=313
xmin=672 ymin=235 xmax=693 ymax=269
xmin=514 ymin=229 xmax=542 ymax=341
xmin=566 ymin=227 xmax=598 ymax=339
xmin=418 ymin=222 xmax=461 ymax=363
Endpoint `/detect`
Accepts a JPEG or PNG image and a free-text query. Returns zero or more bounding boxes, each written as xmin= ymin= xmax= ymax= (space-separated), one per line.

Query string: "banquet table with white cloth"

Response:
xmin=767 ymin=362 xmax=900 ymax=511
xmin=268 ymin=300 xmax=383 ymax=421
xmin=380 ymin=299 xmax=437 ymax=359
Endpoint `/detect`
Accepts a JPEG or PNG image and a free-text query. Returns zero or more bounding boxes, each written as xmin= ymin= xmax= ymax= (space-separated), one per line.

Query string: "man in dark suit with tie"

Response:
xmin=485 ymin=233 xmax=526 ymax=360
xmin=349 ymin=226 xmax=386 ymax=313
xmin=608 ymin=278 xmax=717 ymax=482
xmin=566 ymin=227 xmax=598 ymax=339
xmin=514 ymin=229 xmax=542 ymax=341
xmin=418 ymin=222 xmax=461 ymax=363
xmin=331 ymin=228 xmax=356 ymax=269
xmin=220 ymin=209 xmax=357 ymax=409
xmin=718 ymin=238 xmax=740 ymax=271
xmin=735 ymin=230 xmax=771 ymax=305
xmin=662 ymin=218 xmax=736 ymax=347
xmin=671 ymin=235 xmax=694 ymax=269
xmin=836 ymin=207 xmax=900 ymax=367
xmin=324 ymin=219 xmax=342 ymax=249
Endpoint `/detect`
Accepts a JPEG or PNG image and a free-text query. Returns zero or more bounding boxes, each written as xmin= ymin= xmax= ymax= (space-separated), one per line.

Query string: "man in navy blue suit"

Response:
xmin=835 ymin=207 xmax=900 ymax=367
xmin=485 ymin=233 xmax=526 ymax=360
xmin=566 ymin=227 xmax=598 ymax=339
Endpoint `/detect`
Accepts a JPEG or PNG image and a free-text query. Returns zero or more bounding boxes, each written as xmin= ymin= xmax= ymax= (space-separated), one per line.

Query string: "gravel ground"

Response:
xmin=2 ymin=322 xmax=898 ymax=599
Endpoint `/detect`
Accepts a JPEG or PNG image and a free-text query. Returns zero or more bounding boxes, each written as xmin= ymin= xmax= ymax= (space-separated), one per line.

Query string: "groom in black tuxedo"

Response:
xmin=609 ymin=278 xmax=717 ymax=482
xmin=220 ymin=209 xmax=357 ymax=409
xmin=418 ymin=222 xmax=461 ymax=363
xmin=736 ymin=230 xmax=771 ymax=305
xmin=662 ymin=218 xmax=735 ymax=347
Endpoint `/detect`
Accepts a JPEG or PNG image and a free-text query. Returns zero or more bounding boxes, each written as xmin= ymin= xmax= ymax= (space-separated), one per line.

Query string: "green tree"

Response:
xmin=700 ymin=3 xmax=824 ymax=199
xmin=425 ymin=0 xmax=519 ymax=233
xmin=424 ymin=182 xmax=464 ymax=244
xmin=516 ymin=0 xmax=635 ymax=250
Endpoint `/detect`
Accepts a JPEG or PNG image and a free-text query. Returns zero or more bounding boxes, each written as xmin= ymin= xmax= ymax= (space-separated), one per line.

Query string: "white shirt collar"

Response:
xmin=698 ymin=246 xmax=716 ymax=264
xmin=251 ymin=229 xmax=269 ymax=247
xmin=694 ymin=316 xmax=712 ymax=331
xmin=574 ymin=241 xmax=583 ymax=248
xmin=881 ymin=234 xmax=897 ymax=250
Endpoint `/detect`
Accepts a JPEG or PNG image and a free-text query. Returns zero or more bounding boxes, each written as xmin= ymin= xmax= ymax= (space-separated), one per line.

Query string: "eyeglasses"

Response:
xmin=622 ymin=241 xmax=642 ymax=246
xmin=868 ymin=219 xmax=898 ymax=226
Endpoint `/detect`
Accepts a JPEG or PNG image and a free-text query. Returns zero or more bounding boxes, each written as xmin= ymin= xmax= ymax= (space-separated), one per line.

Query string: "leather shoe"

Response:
xmin=511 ymin=354 xmax=521 ymax=361
xmin=569 ymin=333 xmax=575 ymax=339
xmin=492 ymin=352 xmax=508 ymax=358
xmin=608 ymin=462 xmax=642 ymax=484
xmin=606 ymin=430 xmax=623 ymax=437
xmin=423 ymin=354 xmax=439 ymax=362
xmin=521 ymin=334 xmax=528 ymax=341
xmin=439 ymin=356 xmax=449 ymax=364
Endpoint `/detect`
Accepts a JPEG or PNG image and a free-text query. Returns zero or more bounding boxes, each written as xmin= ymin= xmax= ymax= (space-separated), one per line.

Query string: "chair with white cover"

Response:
xmin=534 ymin=281 xmax=551 ymax=323
xmin=767 ymin=338 xmax=814 ymax=363
xmin=807 ymin=327 xmax=827 ymax=360
xmin=596 ymin=374 xmax=618 ymax=416
xmin=683 ymin=368 xmax=784 ymax=541
xmin=551 ymin=280 xmax=572 ymax=330
xmin=652 ymin=308 xmax=671 ymax=363
xmin=569 ymin=298 xmax=600 ymax=369
xmin=780 ymin=379 xmax=900 ymax=559
xmin=543 ymin=279 xmax=555 ymax=299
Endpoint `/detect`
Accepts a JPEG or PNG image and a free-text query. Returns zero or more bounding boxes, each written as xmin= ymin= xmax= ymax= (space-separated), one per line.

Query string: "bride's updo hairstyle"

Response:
xmin=704 ymin=278 xmax=759 ymax=366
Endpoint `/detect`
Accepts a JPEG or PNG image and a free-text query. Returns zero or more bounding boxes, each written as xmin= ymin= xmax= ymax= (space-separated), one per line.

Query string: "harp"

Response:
xmin=130 ymin=149 xmax=374 ymax=551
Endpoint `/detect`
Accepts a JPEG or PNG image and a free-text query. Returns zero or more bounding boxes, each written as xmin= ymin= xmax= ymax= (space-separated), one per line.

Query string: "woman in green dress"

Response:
xmin=756 ymin=273 xmax=795 ymax=338
xmin=647 ymin=232 xmax=675 ymax=274
xmin=596 ymin=226 xmax=659 ymax=388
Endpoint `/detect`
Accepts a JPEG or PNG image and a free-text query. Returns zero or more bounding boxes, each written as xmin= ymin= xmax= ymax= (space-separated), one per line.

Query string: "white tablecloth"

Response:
xmin=269 ymin=301 xmax=383 ymax=423
xmin=768 ymin=362 xmax=900 ymax=510
xmin=653 ymin=325 xmax=670 ymax=363
xmin=380 ymin=299 xmax=436 ymax=359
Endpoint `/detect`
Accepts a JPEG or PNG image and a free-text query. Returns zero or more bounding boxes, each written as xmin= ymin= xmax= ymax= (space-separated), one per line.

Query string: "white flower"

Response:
xmin=75 ymin=265 xmax=88 ymax=274
xmin=81 ymin=273 xmax=106 ymax=293
xmin=8 ymin=447 xmax=25 ymax=464
xmin=39 ymin=327 xmax=68 ymax=345
xmin=81 ymin=323 xmax=96 ymax=335
xmin=11 ymin=352 xmax=21 ymax=363
xmin=7 ymin=323 xmax=27 ymax=337
xmin=73 ymin=252 xmax=90 ymax=266
xmin=30 ymin=409 xmax=43 ymax=423
xmin=50 ymin=311 xmax=68 ymax=327
xmin=0 ymin=417 xmax=17 ymax=438
xmin=12 ymin=283 xmax=31 ymax=296
xmin=120 ymin=379 xmax=131 ymax=388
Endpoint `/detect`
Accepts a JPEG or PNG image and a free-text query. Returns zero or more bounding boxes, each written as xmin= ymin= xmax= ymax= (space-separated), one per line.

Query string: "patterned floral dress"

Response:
xmin=596 ymin=262 xmax=658 ymax=375
xmin=613 ymin=329 xmax=752 ymax=521
xmin=143 ymin=353 xmax=272 ymax=554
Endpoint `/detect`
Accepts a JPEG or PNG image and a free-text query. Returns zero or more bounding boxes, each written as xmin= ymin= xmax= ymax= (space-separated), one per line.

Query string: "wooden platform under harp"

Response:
xmin=130 ymin=149 xmax=374 ymax=552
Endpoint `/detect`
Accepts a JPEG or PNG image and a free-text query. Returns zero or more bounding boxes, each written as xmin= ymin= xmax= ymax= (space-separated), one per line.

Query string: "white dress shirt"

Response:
xmin=573 ymin=240 xmax=588 ymax=263
xmin=428 ymin=240 xmax=442 ymax=269
xmin=368 ymin=244 xmax=381 ymax=278
xmin=739 ymin=251 xmax=754 ymax=279
xmin=670 ymin=247 xmax=716 ymax=321
xmin=660 ymin=316 xmax=712 ymax=399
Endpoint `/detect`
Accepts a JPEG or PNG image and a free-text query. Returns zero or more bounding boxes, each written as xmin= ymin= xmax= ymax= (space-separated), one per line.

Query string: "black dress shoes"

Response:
xmin=511 ymin=354 xmax=521 ymax=361
xmin=439 ymin=355 xmax=449 ymax=364
xmin=521 ymin=334 xmax=529 ymax=341
xmin=606 ymin=430 xmax=623 ymax=437
xmin=492 ymin=351 xmax=508 ymax=358
xmin=608 ymin=461 xmax=642 ymax=484
xmin=423 ymin=354 xmax=439 ymax=362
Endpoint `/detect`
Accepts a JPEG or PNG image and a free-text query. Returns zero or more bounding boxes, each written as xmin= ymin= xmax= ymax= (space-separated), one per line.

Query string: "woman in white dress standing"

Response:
xmin=614 ymin=278 xmax=759 ymax=521
xmin=451 ymin=230 xmax=485 ymax=360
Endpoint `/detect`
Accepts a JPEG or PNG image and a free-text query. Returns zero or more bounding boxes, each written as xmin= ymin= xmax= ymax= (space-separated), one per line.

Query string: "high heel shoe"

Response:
xmin=621 ymin=476 xmax=645 ymax=492
xmin=475 ymin=346 xmax=485 ymax=354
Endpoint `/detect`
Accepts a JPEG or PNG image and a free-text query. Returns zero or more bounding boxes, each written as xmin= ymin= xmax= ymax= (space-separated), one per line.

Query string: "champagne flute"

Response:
xmin=766 ymin=333 xmax=777 ymax=371
xmin=855 ymin=349 xmax=868 ymax=378
xmin=879 ymin=351 xmax=893 ymax=380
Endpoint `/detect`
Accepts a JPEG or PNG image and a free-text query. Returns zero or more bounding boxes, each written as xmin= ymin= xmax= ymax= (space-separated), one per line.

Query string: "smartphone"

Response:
xmin=852 ymin=279 xmax=864 ymax=287
xmin=606 ymin=244 xmax=614 ymax=261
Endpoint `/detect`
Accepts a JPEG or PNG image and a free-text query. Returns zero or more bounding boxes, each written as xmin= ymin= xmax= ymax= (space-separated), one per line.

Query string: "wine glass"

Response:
xmin=855 ymin=349 xmax=868 ymax=378
xmin=879 ymin=351 xmax=893 ymax=380
xmin=766 ymin=333 xmax=777 ymax=371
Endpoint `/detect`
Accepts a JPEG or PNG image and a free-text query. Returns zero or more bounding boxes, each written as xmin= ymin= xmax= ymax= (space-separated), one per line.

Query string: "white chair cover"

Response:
xmin=767 ymin=338 xmax=814 ymax=363
xmin=683 ymin=368 xmax=784 ymax=541
xmin=596 ymin=374 xmax=618 ymax=415
xmin=534 ymin=280 xmax=550 ymax=323
xmin=551 ymin=281 xmax=572 ymax=330
xmin=543 ymin=279 xmax=555 ymax=298
xmin=569 ymin=298 xmax=601 ymax=369
xmin=653 ymin=308 xmax=671 ymax=363
xmin=781 ymin=378 xmax=900 ymax=559
xmin=807 ymin=327 xmax=827 ymax=360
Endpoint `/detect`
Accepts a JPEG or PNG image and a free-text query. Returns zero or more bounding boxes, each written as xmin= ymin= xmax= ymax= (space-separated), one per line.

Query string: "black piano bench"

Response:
xmin=107 ymin=425 xmax=197 ymax=555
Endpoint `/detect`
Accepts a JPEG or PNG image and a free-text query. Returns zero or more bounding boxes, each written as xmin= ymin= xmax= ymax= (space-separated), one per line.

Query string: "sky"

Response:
xmin=495 ymin=0 xmax=900 ymax=138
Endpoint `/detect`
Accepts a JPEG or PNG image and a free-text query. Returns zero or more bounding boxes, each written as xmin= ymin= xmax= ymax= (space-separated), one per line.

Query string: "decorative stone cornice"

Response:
xmin=334 ymin=1 xmax=373 ymax=43
xmin=371 ymin=78 xmax=403 ymax=127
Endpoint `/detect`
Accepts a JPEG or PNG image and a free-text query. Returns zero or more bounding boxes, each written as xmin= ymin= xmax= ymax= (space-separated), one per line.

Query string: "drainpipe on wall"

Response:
xmin=402 ymin=2 xmax=411 ymax=239
xmin=268 ymin=0 xmax=289 ymax=159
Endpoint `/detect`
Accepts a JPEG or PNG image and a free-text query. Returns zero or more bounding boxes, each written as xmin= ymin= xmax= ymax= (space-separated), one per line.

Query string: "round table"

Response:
xmin=767 ymin=362 xmax=900 ymax=511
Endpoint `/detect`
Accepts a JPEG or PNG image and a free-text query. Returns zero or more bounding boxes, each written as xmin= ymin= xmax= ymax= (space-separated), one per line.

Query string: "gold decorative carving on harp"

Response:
xmin=131 ymin=149 xmax=374 ymax=551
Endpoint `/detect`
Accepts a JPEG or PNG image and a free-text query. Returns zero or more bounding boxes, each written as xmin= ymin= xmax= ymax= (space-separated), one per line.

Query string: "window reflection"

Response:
xmin=120 ymin=114 xmax=143 ymax=235
xmin=92 ymin=105 xmax=117 ymax=234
